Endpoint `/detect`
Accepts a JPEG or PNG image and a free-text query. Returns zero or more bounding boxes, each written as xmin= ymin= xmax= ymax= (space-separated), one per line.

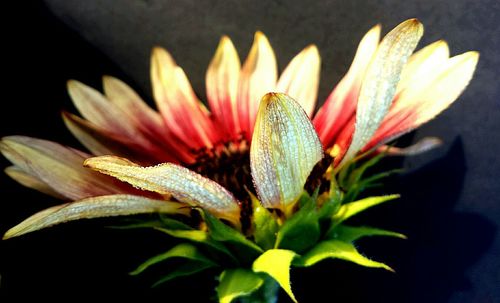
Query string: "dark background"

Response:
xmin=1 ymin=1 xmax=499 ymax=302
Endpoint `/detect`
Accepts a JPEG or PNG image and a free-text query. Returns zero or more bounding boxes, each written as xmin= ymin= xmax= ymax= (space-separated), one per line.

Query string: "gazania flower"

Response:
xmin=1 ymin=18 xmax=477 ymax=302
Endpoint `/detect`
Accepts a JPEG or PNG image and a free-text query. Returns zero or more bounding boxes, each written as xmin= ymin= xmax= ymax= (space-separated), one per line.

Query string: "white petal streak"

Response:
xmin=339 ymin=19 xmax=424 ymax=167
xmin=250 ymin=93 xmax=323 ymax=210
xmin=84 ymin=156 xmax=240 ymax=225
xmin=3 ymin=195 xmax=187 ymax=239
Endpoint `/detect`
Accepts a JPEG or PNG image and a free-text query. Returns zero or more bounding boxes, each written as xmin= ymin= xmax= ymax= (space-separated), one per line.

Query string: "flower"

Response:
xmin=0 ymin=18 xmax=478 ymax=302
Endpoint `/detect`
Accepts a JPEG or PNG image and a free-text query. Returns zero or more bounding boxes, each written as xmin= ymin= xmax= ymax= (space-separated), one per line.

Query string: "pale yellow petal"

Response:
xmin=250 ymin=93 xmax=323 ymax=212
xmin=84 ymin=156 xmax=241 ymax=225
xmin=206 ymin=36 xmax=241 ymax=137
xmin=3 ymin=195 xmax=188 ymax=239
xmin=276 ymin=45 xmax=321 ymax=116
xmin=4 ymin=166 xmax=66 ymax=199
xmin=237 ymin=32 xmax=278 ymax=140
xmin=339 ymin=19 xmax=424 ymax=167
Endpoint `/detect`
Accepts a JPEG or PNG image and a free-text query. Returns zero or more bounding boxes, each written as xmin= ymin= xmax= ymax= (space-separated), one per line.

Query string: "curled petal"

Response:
xmin=381 ymin=137 xmax=443 ymax=156
xmin=339 ymin=19 xmax=424 ymax=167
xmin=250 ymin=93 xmax=323 ymax=212
xmin=277 ymin=45 xmax=321 ymax=116
xmin=0 ymin=136 xmax=131 ymax=200
xmin=313 ymin=24 xmax=381 ymax=148
xmin=84 ymin=156 xmax=241 ymax=226
xmin=237 ymin=32 xmax=278 ymax=141
xmin=206 ymin=36 xmax=241 ymax=138
xmin=151 ymin=47 xmax=218 ymax=148
xmin=3 ymin=195 xmax=188 ymax=239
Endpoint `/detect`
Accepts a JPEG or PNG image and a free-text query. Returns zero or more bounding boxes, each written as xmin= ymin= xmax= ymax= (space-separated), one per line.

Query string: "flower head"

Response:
xmin=1 ymin=18 xmax=478 ymax=302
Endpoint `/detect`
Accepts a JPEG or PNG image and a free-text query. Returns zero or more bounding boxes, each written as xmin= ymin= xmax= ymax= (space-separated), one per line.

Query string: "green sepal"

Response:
xmin=295 ymin=239 xmax=393 ymax=271
xmin=130 ymin=242 xmax=217 ymax=275
xmin=251 ymin=194 xmax=279 ymax=250
xmin=152 ymin=261 xmax=215 ymax=288
xmin=203 ymin=211 xmax=263 ymax=259
xmin=331 ymin=194 xmax=399 ymax=227
xmin=155 ymin=228 xmax=238 ymax=264
xmin=275 ymin=193 xmax=320 ymax=253
xmin=326 ymin=224 xmax=406 ymax=242
xmin=252 ymin=249 xmax=298 ymax=303
xmin=216 ymin=268 xmax=264 ymax=303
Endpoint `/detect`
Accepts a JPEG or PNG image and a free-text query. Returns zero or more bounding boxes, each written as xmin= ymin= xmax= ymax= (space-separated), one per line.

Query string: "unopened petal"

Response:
xmin=3 ymin=195 xmax=188 ymax=239
xmin=250 ymin=93 xmax=323 ymax=211
xmin=237 ymin=32 xmax=278 ymax=141
xmin=339 ymin=19 xmax=424 ymax=167
xmin=206 ymin=36 xmax=241 ymax=138
xmin=84 ymin=156 xmax=241 ymax=225
xmin=277 ymin=45 xmax=321 ymax=116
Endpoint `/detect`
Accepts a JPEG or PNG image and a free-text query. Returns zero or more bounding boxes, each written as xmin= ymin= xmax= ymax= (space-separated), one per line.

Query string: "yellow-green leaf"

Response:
xmin=326 ymin=225 xmax=406 ymax=242
xmin=217 ymin=269 xmax=264 ymax=303
xmin=252 ymin=249 xmax=298 ymax=303
xmin=332 ymin=194 xmax=400 ymax=225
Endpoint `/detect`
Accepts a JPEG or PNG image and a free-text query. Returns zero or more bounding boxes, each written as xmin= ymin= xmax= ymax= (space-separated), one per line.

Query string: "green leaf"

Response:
xmin=252 ymin=194 xmax=279 ymax=250
xmin=203 ymin=211 xmax=263 ymax=256
xmin=252 ymin=249 xmax=298 ymax=303
xmin=109 ymin=216 xmax=193 ymax=230
xmin=326 ymin=224 xmax=407 ymax=242
xmin=155 ymin=228 xmax=237 ymax=264
xmin=332 ymin=194 xmax=399 ymax=226
xmin=130 ymin=243 xmax=217 ymax=275
xmin=216 ymin=269 xmax=264 ymax=303
xmin=296 ymin=239 xmax=393 ymax=271
xmin=152 ymin=261 xmax=214 ymax=288
xmin=275 ymin=195 xmax=320 ymax=253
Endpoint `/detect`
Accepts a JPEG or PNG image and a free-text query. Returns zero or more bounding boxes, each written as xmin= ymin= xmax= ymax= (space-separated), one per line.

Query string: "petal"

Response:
xmin=3 ymin=195 xmax=188 ymax=239
xmin=4 ymin=166 xmax=66 ymax=199
xmin=62 ymin=111 xmax=182 ymax=164
xmin=0 ymin=136 xmax=133 ymax=200
xmin=276 ymin=45 xmax=321 ymax=116
xmin=339 ymin=19 xmax=424 ymax=167
xmin=206 ymin=36 xmax=241 ymax=139
xmin=67 ymin=80 xmax=140 ymax=139
xmin=237 ymin=32 xmax=278 ymax=141
xmin=84 ymin=155 xmax=241 ymax=225
xmin=380 ymin=137 xmax=443 ymax=156
xmin=151 ymin=47 xmax=218 ymax=149
xmin=369 ymin=51 xmax=479 ymax=146
xmin=313 ymin=24 xmax=381 ymax=148
xmin=250 ymin=93 xmax=323 ymax=212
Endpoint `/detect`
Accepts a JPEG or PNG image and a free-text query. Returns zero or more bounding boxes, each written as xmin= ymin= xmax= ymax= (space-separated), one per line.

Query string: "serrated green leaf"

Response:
xmin=275 ymin=196 xmax=320 ymax=253
xmin=155 ymin=228 xmax=237 ymax=264
xmin=252 ymin=249 xmax=298 ymax=303
xmin=296 ymin=239 xmax=393 ymax=271
xmin=216 ymin=269 xmax=264 ymax=303
xmin=203 ymin=211 xmax=263 ymax=256
xmin=326 ymin=224 xmax=406 ymax=242
xmin=252 ymin=195 xmax=279 ymax=250
xmin=152 ymin=261 xmax=214 ymax=288
xmin=332 ymin=194 xmax=399 ymax=226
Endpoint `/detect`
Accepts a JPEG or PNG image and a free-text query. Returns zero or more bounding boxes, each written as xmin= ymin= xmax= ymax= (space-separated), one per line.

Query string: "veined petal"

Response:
xmin=277 ymin=45 xmax=321 ymax=116
xmin=313 ymin=25 xmax=381 ymax=148
xmin=84 ymin=156 xmax=241 ymax=226
xmin=206 ymin=36 xmax=241 ymax=138
xmin=0 ymin=136 xmax=133 ymax=200
xmin=3 ymin=195 xmax=188 ymax=239
xmin=250 ymin=93 xmax=323 ymax=212
xmin=62 ymin=111 xmax=179 ymax=164
xmin=237 ymin=32 xmax=278 ymax=141
xmin=151 ymin=47 xmax=218 ymax=149
xmin=5 ymin=166 xmax=65 ymax=199
xmin=67 ymin=80 xmax=140 ymax=139
xmin=339 ymin=19 xmax=424 ymax=167
xmin=369 ymin=51 xmax=479 ymax=147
